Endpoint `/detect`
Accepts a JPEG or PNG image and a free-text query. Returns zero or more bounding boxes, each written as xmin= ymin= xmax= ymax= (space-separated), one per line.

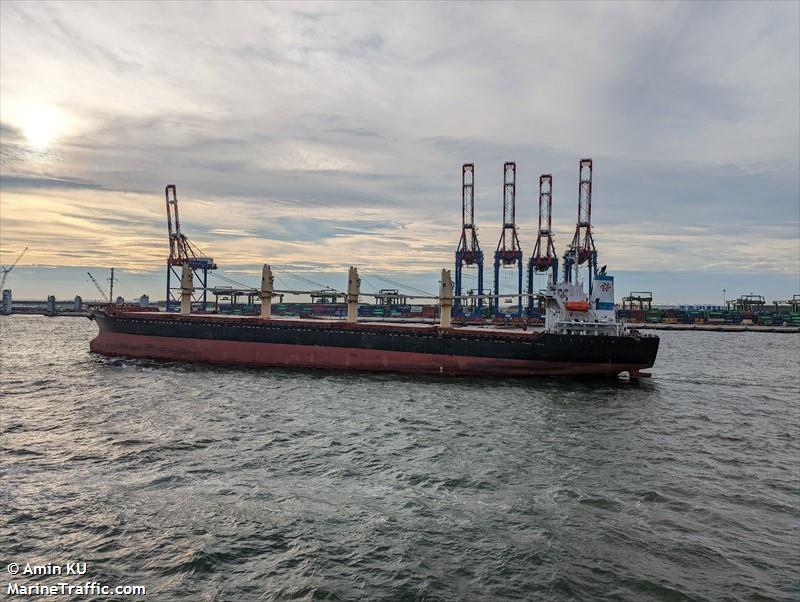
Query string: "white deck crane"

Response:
xmin=1 ymin=247 xmax=28 ymax=290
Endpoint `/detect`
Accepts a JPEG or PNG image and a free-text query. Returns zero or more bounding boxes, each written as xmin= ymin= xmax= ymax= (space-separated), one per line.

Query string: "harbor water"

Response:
xmin=1 ymin=315 xmax=798 ymax=600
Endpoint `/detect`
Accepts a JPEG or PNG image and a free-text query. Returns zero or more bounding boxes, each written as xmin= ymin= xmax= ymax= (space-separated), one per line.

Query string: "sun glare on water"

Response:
xmin=19 ymin=105 xmax=63 ymax=149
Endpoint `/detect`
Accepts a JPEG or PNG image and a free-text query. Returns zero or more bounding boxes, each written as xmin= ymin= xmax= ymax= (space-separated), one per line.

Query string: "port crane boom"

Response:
xmin=87 ymin=272 xmax=110 ymax=302
xmin=0 ymin=247 xmax=28 ymax=290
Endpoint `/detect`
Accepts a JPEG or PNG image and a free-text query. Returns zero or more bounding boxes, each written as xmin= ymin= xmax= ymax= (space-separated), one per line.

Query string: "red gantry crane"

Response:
xmin=563 ymin=159 xmax=597 ymax=290
xmin=454 ymin=163 xmax=484 ymax=312
xmin=165 ymin=185 xmax=217 ymax=311
xmin=493 ymin=162 xmax=523 ymax=316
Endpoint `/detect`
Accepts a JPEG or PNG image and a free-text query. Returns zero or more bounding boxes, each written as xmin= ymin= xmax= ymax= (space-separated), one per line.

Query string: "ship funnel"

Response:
xmin=590 ymin=272 xmax=615 ymax=320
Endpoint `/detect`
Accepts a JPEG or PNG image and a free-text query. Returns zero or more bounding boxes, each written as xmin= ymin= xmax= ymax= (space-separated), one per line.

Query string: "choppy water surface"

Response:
xmin=1 ymin=316 xmax=798 ymax=600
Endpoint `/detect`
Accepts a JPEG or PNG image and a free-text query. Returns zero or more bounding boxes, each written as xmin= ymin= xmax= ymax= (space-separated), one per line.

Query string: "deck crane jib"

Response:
xmin=87 ymin=272 xmax=109 ymax=302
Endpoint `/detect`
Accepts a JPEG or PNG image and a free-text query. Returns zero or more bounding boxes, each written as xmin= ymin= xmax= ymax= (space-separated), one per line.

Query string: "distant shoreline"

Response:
xmin=630 ymin=323 xmax=799 ymax=333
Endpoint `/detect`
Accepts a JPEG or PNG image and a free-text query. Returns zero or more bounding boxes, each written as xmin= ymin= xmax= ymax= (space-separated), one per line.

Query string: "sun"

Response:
xmin=19 ymin=105 xmax=63 ymax=149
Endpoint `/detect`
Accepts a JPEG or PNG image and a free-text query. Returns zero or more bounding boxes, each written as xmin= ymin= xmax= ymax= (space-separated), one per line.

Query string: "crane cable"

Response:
xmin=210 ymin=266 xmax=431 ymax=298
xmin=359 ymin=270 xmax=434 ymax=297
xmin=270 ymin=267 xmax=340 ymax=293
xmin=208 ymin=271 xmax=252 ymax=289
xmin=210 ymin=267 xmax=339 ymax=294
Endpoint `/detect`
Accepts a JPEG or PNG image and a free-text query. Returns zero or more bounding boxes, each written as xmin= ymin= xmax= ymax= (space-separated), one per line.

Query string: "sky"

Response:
xmin=1 ymin=0 xmax=798 ymax=304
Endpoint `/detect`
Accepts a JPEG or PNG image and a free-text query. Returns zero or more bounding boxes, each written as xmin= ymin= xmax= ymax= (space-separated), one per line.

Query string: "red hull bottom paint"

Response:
xmin=90 ymin=332 xmax=648 ymax=377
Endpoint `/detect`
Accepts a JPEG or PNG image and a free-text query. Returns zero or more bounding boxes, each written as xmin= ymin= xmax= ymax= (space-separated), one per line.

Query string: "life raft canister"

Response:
xmin=564 ymin=300 xmax=590 ymax=312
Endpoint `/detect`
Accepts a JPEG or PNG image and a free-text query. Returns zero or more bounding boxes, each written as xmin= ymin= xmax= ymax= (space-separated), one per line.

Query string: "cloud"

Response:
xmin=0 ymin=1 xmax=797 ymax=300
xmin=0 ymin=175 xmax=105 ymax=190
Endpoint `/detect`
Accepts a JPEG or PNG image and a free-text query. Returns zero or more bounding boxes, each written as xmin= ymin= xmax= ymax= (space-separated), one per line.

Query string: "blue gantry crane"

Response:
xmin=454 ymin=163 xmax=484 ymax=314
xmin=493 ymin=162 xmax=523 ymax=316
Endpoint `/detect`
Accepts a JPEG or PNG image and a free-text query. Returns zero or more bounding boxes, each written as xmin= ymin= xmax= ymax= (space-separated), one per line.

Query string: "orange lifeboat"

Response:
xmin=564 ymin=300 xmax=590 ymax=312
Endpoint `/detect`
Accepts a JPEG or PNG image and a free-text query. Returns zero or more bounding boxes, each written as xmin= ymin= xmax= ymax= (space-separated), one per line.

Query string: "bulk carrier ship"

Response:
xmin=89 ymin=160 xmax=660 ymax=377
xmin=89 ymin=265 xmax=659 ymax=378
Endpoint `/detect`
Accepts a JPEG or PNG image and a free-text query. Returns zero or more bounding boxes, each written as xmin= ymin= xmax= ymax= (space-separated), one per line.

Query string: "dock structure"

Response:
xmin=623 ymin=292 xmax=653 ymax=310
xmin=727 ymin=294 xmax=766 ymax=313
xmin=2 ymin=296 xmax=89 ymax=317
xmin=374 ymin=289 xmax=408 ymax=307
xmin=630 ymin=323 xmax=799 ymax=333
